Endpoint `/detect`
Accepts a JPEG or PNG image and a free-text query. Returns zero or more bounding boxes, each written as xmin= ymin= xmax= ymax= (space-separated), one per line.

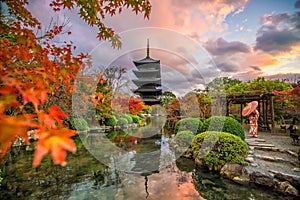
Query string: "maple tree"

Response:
xmin=0 ymin=0 xmax=151 ymax=167
xmin=272 ymin=85 xmax=300 ymax=118
xmin=111 ymin=92 xmax=145 ymax=116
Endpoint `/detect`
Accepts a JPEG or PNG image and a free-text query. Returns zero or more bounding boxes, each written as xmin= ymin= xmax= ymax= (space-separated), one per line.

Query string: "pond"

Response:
xmin=0 ymin=117 xmax=297 ymax=200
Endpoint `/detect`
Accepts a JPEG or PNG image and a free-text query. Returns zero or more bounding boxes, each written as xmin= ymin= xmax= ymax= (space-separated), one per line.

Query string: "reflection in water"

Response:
xmin=0 ymin=117 xmax=296 ymax=199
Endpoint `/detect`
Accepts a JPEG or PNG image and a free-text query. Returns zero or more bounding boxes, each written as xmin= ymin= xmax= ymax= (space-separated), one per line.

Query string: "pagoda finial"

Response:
xmin=146 ymin=38 xmax=150 ymax=58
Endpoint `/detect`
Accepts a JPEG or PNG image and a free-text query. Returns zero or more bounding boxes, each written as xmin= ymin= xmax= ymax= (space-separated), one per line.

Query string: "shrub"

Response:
xmin=191 ymin=131 xmax=249 ymax=171
xmin=104 ymin=116 xmax=117 ymax=127
xmin=200 ymin=116 xmax=245 ymax=140
xmin=174 ymin=118 xmax=203 ymax=134
xmin=124 ymin=114 xmax=133 ymax=124
xmin=175 ymin=130 xmax=195 ymax=147
xmin=131 ymin=115 xmax=141 ymax=124
xmin=70 ymin=118 xmax=88 ymax=131
xmin=117 ymin=117 xmax=128 ymax=126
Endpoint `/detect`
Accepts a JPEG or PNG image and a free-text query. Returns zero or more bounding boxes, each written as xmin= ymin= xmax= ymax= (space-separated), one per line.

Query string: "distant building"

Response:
xmin=132 ymin=40 xmax=162 ymax=105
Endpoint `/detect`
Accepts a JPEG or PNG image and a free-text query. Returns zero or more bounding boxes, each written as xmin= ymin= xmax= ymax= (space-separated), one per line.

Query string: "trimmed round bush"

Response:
xmin=131 ymin=115 xmax=141 ymax=124
xmin=104 ymin=116 xmax=117 ymax=127
xmin=191 ymin=131 xmax=248 ymax=171
xmin=174 ymin=118 xmax=203 ymax=135
xmin=175 ymin=130 xmax=195 ymax=147
xmin=117 ymin=117 xmax=128 ymax=126
xmin=200 ymin=116 xmax=245 ymax=140
xmin=70 ymin=118 xmax=88 ymax=131
xmin=124 ymin=114 xmax=133 ymax=124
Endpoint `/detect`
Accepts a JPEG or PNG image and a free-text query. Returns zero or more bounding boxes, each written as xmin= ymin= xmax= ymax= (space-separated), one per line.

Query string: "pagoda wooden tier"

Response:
xmin=132 ymin=40 xmax=162 ymax=105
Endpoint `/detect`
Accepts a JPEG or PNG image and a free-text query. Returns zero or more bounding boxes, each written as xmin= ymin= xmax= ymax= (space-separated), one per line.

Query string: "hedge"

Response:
xmin=174 ymin=118 xmax=203 ymax=135
xmin=200 ymin=116 xmax=245 ymax=140
xmin=191 ymin=131 xmax=249 ymax=171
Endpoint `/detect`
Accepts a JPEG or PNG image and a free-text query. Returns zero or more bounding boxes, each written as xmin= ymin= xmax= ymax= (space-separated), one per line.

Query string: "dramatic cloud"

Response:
xmin=254 ymin=28 xmax=300 ymax=54
xmin=204 ymin=37 xmax=250 ymax=55
xmin=254 ymin=11 xmax=300 ymax=55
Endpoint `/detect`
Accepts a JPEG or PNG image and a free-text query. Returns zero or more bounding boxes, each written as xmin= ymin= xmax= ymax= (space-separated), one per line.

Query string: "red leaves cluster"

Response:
xmin=273 ymin=85 xmax=300 ymax=112
xmin=0 ymin=8 xmax=88 ymax=167
xmin=111 ymin=93 xmax=145 ymax=116
xmin=1 ymin=0 xmax=152 ymax=167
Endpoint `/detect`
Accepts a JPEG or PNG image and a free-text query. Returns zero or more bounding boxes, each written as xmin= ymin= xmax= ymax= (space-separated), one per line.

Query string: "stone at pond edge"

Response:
xmin=220 ymin=163 xmax=250 ymax=185
xmin=249 ymin=171 xmax=274 ymax=187
xmin=274 ymin=180 xmax=299 ymax=196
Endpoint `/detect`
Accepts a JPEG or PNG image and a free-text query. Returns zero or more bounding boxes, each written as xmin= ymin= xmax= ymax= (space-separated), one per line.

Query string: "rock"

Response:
xmin=245 ymin=156 xmax=254 ymax=163
xmin=275 ymin=181 xmax=299 ymax=196
xmin=273 ymin=171 xmax=300 ymax=188
xmin=285 ymin=184 xmax=299 ymax=196
xmin=249 ymin=171 xmax=274 ymax=187
xmin=220 ymin=163 xmax=249 ymax=180
xmin=232 ymin=176 xmax=250 ymax=185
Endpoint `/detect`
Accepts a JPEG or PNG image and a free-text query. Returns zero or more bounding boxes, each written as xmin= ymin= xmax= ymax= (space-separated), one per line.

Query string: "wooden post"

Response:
xmin=270 ymin=95 xmax=275 ymax=133
xmin=240 ymin=103 xmax=243 ymax=124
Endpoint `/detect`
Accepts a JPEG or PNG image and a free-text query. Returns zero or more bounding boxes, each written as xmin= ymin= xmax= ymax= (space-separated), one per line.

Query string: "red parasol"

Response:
xmin=242 ymin=101 xmax=258 ymax=116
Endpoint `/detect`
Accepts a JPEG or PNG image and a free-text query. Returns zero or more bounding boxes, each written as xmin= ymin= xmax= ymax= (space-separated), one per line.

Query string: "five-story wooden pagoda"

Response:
xmin=132 ymin=40 xmax=162 ymax=105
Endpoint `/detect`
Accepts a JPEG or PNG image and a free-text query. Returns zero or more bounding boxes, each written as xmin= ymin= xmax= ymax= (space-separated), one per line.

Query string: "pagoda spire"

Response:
xmin=146 ymin=38 xmax=150 ymax=58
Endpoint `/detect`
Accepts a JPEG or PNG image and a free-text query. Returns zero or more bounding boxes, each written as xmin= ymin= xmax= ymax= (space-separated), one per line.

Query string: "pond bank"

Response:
xmin=220 ymin=131 xmax=300 ymax=197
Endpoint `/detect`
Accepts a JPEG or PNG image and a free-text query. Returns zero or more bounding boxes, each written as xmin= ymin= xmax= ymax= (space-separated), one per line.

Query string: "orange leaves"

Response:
xmin=33 ymin=128 xmax=77 ymax=167
xmin=92 ymin=92 xmax=104 ymax=106
xmin=129 ymin=97 xmax=145 ymax=116
xmin=38 ymin=106 xmax=68 ymax=129
xmin=0 ymin=114 xmax=38 ymax=163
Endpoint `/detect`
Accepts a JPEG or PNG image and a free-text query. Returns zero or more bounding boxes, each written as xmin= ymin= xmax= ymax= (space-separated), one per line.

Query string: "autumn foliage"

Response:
xmin=272 ymin=85 xmax=300 ymax=116
xmin=0 ymin=0 xmax=151 ymax=167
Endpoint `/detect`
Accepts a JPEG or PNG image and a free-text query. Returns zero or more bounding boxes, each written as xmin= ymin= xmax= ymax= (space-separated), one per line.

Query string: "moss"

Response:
xmin=191 ymin=131 xmax=249 ymax=171
xmin=200 ymin=116 xmax=245 ymax=140
xmin=174 ymin=118 xmax=203 ymax=135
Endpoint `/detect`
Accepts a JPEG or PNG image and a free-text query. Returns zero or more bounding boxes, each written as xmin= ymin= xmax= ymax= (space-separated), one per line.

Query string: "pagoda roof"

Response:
xmin=133 ymin=70 xmax=160 ymax=78
xmin=134 ymin=88 xmax=162 ymax=93
xmin=133 ymin=57 xmax=160 ymax=64
xmin=133 ymin=39 xmax=160 ymax=64
xmin=143 ymin=98 xmax=161 ymax=105
xmin=132 ymin=79 xmax=161 ymax=87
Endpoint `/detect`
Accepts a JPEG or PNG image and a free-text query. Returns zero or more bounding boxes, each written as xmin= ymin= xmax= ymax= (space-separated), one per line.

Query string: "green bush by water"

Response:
xmin=117 ymin=117 xmax=128 ymax=126
xmin=191 ymin=131 xmax=248 ymax=171
xmin=200 ymin=116 xmax=245 ymax=140
xmin=174 ymin=118 xmax=203 ymax=134
xmin=124 ymin=114 xmax=133 ymax=124
xmin=70 ymin=118 xmax=88 ymax=131
xmin=131 ymin=115 xmax=141 ymax=124
xmin=105 ymin=116 xmax=117 ymax=126
xmin=175 ymin=130 xmax=195 ymax=147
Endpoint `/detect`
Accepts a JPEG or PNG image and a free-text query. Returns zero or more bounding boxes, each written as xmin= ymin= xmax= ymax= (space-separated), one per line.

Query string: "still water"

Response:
xmin=0 ymin=117 xmax=296 ymax=200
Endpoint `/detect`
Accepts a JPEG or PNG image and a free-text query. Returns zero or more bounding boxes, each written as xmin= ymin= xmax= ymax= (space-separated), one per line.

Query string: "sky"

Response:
xmin=27 ymin=0 xmax=300 ymax=96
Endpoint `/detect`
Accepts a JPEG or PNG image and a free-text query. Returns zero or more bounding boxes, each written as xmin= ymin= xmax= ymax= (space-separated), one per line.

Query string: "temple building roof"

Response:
xmin=133 ymin=70 xmax=160 ymax=78
xmin=132 ymin=79 xmax=161 ymax=87
xmin=133 ymin=39 xmax=160 ymax=65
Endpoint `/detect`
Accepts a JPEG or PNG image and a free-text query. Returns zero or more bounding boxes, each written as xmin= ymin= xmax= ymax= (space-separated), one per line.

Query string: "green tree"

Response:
xmin=205 ymin=77 xmax=242 ymax=92
xmin=160 ymin=91 xmax=177 ymax=106
xmin=95 ymin=75 xmax=113 ymax=125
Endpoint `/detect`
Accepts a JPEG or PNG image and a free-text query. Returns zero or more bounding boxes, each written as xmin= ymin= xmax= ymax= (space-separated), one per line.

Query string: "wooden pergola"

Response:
xmin=225 ymin=91 xmax=275 ymax=133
